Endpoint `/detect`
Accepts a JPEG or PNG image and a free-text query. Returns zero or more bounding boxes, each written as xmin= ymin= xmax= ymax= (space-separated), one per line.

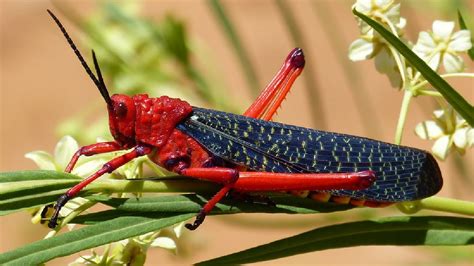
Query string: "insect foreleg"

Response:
xmin=47 ymin=145 xmax=152 ymax=228
xmin=65 ymin=141 xmax=123 ymax=172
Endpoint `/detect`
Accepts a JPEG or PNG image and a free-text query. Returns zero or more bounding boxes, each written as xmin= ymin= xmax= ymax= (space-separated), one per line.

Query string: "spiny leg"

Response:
xmin=231 ymin=48 xmax=305 ymax=216
xmin=180 ymin=168 xmax=239 ymax=230
xmin=179 ymin=167 xmax=375 ymax=229
xmin=47 ymin=145 xmax=152 ymax=228
xmin=234 ymin=171 xmax=375 ymax=191
xmin=244 ymin=48 xmax=305 ymax=120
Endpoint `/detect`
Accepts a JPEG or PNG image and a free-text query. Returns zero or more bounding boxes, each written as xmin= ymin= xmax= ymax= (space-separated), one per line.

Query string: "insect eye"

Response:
xmin=115 ymin=102 xmax=127 ymax=118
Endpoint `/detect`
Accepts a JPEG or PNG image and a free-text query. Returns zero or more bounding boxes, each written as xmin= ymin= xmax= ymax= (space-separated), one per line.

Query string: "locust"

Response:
xmin=45 ymin=10 xmax=443 ymax=230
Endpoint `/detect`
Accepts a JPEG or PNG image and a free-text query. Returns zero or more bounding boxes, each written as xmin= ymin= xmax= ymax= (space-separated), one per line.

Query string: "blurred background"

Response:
xmin=1 ymin=0 xmax=473 ymax=264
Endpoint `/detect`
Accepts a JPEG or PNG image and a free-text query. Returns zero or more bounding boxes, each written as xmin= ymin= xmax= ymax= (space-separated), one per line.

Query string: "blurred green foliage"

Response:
xmin=56 ymin=1 xmax=235 ymax=143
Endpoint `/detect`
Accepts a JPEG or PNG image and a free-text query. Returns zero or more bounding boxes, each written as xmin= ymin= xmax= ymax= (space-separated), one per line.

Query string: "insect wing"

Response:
xmin=177 ymin=107 xmax=442 ymax=202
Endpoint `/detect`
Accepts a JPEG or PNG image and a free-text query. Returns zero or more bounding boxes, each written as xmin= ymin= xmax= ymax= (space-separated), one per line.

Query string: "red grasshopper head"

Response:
xmin=46 ymin=10 xmax=193 ymax=148
xmin=107 ymin=93 xmax=192 ymax=148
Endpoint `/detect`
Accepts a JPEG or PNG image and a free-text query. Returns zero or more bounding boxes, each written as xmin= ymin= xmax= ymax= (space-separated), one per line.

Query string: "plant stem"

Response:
xmin=375 ymin=12 xmax=407 ymax=87
xmin=394 ymin=90 xmax=413 ymax=144
xmin=411 ymin=73 xmax=474 ymax=92
xmin=397 ymin=196 xmax=474 ymax=216
xmin=87 ymin=178 xmax=219 ymax=194
xmin=420 ymin=197 xmax=474 ymax=216
xmin=417 ymin=90 xmax=443 ymax=97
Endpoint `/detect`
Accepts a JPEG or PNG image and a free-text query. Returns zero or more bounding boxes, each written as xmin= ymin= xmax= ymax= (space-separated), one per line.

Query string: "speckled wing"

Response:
xmin=176 ymin=107 xmax=443 ymax=202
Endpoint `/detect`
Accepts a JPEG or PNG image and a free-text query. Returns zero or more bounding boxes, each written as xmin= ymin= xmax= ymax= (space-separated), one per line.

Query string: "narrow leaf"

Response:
xmin=0 ymin=213 xmax=195 ymax=265
xmin=0 ymin=171 xmax=82 ymax=215
xmin=457 ymin=10 xmax=474 ymax=60
xmin=71 ymin=195 xmax=353 ymax=224
xmin=0 ymin=170 xmax=81 ymax=183
xmin=198 ymin=216 xmax=474 ymax=265
xmin=353 ymin=9 xmax=474 ymax=126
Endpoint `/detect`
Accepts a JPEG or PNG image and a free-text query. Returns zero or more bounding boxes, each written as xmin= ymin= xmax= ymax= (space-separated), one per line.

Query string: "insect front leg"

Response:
xmin=65 ymin=141 xmax=123 ymax=172
xmin=47 ymin=145 xmax=152 ymax=228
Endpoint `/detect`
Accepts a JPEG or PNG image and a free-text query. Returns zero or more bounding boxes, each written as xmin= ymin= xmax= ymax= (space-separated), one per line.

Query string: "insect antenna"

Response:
xmin=91 ymin=49 xmax=109 ymax=101
xmin=47 ymin=9 xmax=112 ymax=106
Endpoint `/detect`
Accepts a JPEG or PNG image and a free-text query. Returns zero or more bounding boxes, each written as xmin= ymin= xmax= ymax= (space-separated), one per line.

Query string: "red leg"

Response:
xmin=180 ymin=167 xmax=239 ymax=230
xmin=47 ymin=145 xmax=152 ymax=228
xmin=182 ymin=168 xmax=375 ymax=191
xmin=180 ymin=168 xmax=239 ymax=184
xmin=65 ymin=142 xmax=123 ymax=173
xmin=235 ymin=171 xmax=375 ymax=191
xmin=180 ymin=167 xmax=375 ymax=230
xmin=244 ymin=48 xmax=305 ymax=120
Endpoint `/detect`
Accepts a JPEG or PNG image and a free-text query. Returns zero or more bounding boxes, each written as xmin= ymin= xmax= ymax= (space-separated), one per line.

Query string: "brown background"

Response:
xmin=1 ymin=0 xmax=473 ymax=265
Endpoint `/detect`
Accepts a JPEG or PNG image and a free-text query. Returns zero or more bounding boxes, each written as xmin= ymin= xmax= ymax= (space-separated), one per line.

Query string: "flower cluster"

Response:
xmin=69 ymin=224 xmax=184 ymax=265
xmin=349 ymin=0 xmax=406 ymax=87
xmin=413 ymin=21 xmax=472 ymax=74
xmin=415 ymin=109 xmax=473 ymax=160
xmin=349 ymin=0 xmax=473 ymax=160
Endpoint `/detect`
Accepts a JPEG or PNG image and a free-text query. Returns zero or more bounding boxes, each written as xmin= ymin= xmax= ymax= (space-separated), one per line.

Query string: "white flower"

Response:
xmin=415 ymin=109 xmax=473 ymax=160
xmin=25 ymin=136 xmax=111 ymax=177
xmin=71 ymin=223 xmax=185 ymax=265
xmin=413 ymin=20 xmax=472 ymax=73
xmin=349 ymin=1 xmax=407 ymax=88
xmin=374 ymin=46 xmax=402 ymax=87
xmin=354 ymin=0 xmax=402 ymax=33
xmin=349 ymin=13 xmax=406 ymax=62
xmin=350 ymin=0 xmax=404 ymax=60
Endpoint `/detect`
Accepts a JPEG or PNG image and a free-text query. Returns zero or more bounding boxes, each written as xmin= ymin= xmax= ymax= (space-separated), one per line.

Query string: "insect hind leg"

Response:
xmin=244 ymin=48 xmax=305 ymax=121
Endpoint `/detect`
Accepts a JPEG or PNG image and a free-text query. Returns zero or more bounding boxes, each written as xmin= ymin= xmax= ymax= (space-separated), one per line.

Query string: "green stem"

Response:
xmin=411 ymin=73 xmax=474 ymax=92
xmin=394 ymin=90 xmax=413 ymax=144
xmin=87 ymin=178 xmax=219 ymax=194
xmin=397 ymin=196 xmax=474 ymax=216
xmin=417 ymin=90 xmax=443 ymax=97
xmin=374 ymin=12 xmax=407 ymax=87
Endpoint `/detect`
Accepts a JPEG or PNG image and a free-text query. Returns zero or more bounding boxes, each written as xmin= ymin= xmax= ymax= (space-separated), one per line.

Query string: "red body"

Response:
xmin=108 ymin=94 xmax=213 ymax=173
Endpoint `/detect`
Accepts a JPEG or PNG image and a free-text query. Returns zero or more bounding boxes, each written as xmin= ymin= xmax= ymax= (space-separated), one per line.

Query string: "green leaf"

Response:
xmin=0 ymin=171 xmax=82 ymax=215
xmin=0 ymin=170 xmax=81 ymax=183
xmin=197 ymin=216 xmax=474 ymax=265
xmin=353 ymin=9 xmax=474 ymax=127
xmin=0 ymin=190 xmax=352 ymax=265
xmin=0 ymin=213 xmax=195 ymax=265
xmin=0 ymin=170 xmax=216 ymax=215
xmin=457 ymin=10 xmax=474 ymax=60
xmin=71 ymin=195 xmax=353 ymax=225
